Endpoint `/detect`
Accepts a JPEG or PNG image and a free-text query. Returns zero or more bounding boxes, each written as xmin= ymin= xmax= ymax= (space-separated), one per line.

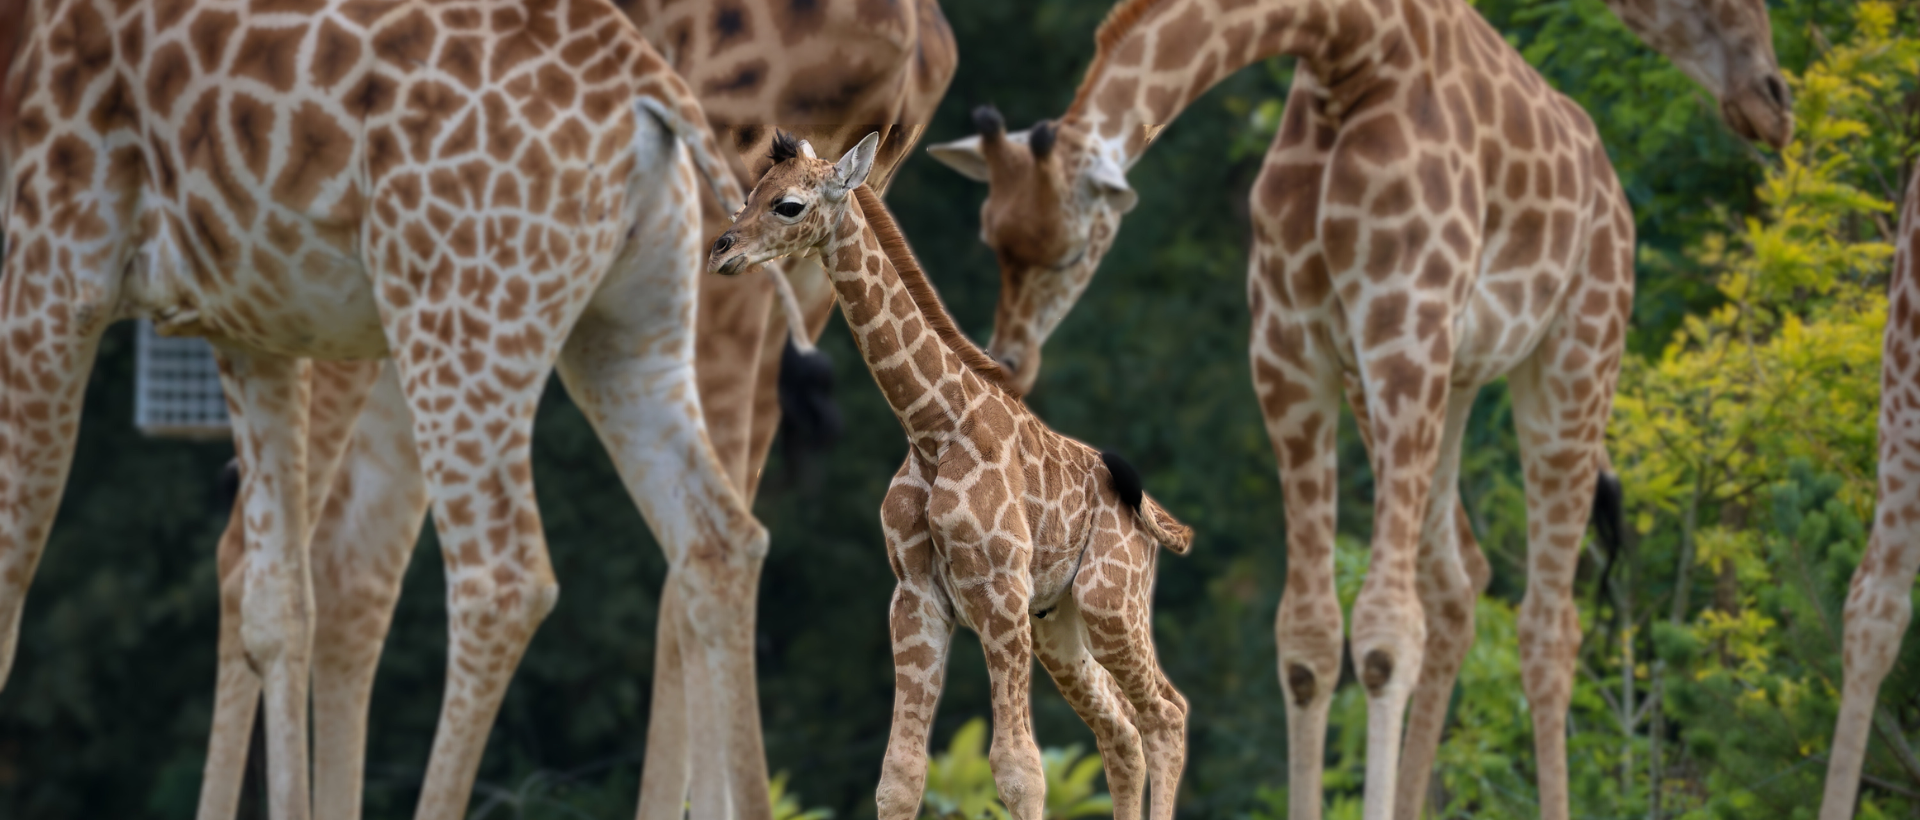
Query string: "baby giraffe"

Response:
xmin=710 ymin=131 xmax=1194 ymax=819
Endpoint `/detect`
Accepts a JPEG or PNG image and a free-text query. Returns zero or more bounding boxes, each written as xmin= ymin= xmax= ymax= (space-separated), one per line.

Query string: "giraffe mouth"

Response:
xmin=712 ymin=253 xmax=751 ymax=276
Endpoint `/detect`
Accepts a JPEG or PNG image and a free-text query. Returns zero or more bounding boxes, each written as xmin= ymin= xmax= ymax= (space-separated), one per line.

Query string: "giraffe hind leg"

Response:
xmin=1032 ymin=597 xmax=1147 ymax=820
xmin=554 ymin=125 xmax=772 ymax=820
xmin=1075 ymin=527 xmax=1186 ymax=820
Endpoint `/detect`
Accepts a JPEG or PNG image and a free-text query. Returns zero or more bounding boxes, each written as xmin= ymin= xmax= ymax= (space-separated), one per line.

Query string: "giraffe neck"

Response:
xmin=819 ymin=199 xmax=977 ymax=446
xmin=1069 ymin=0 xmax=1374 ymax=163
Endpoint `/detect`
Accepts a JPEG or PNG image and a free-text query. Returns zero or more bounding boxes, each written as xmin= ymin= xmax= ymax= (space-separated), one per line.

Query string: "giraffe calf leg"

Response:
xmin=1077 ymin=533 xmax=1187 ymax=820
xmin=1034 ymin=602 xmax=1147 ymax=819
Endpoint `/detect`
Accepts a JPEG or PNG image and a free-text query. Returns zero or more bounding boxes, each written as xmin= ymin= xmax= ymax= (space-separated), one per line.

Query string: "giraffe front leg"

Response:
xmin=1249 ymin=257 xmax=1344 ymax=819
xmin=310 ymin=364 xmax=430 ymax=820
xmin=1343 ymin=377 xmax=1486 ymax=820
xmin=198 ymin=496 xmax=263 ymax=820
xmin=213 ymin=350 xmax=317 ymax=820
xmin=1390 ymin=391 xmax=1480 ymax=820
xmin=874 ymin=458 xmax=954 ymax=820
xmin=936 ymin=503 xmax=1044 ymax=820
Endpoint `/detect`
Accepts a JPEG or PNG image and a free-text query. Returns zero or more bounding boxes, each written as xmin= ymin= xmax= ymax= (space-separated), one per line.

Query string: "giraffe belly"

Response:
xmin=1450 ymin=270 xmax=1573 ymax=387
xmin=132 ymin=227 xmax=390 ymax=360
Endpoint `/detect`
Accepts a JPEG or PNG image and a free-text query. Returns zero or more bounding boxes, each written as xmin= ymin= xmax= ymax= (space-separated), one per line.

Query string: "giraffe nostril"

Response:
xmin=997 ymin=354 xmax=1020 ymax=374
xmin=1764 ymin=74 xmax=1791 ymax=109
xmin=711 ymin=234 xmax=735 ymax=256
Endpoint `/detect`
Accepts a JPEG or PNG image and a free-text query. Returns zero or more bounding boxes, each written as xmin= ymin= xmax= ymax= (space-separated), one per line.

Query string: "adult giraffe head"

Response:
xmin=927 ymin=0 xmax=1791 ymax=394
xmin=1599 ymin=0 xmax=1794 ymax=148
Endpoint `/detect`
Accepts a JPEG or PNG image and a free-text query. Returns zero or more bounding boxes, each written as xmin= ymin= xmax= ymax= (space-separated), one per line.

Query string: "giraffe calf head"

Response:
xmin=707 ymin=131 xmax=880 ymax=277
xmin=927 ymin=108 xmax=1137 ymax=393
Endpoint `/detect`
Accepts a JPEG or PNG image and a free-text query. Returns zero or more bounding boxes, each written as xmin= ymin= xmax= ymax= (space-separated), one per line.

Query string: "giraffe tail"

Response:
xmin=631 ymin=88 xmax=750 ymax=220
xmin=1590 ymin=467 xmax=1625 ymax=608
xmin=1100 ymin=452 xmax=1194 ymax=555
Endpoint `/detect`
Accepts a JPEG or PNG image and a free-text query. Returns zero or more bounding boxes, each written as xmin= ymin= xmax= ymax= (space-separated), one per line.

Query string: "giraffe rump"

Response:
xmin=1100 ymin=452 xmax=1193 ymax=555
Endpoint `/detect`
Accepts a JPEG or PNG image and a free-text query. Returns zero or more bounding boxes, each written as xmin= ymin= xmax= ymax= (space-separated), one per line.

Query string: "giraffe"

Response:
xmin=709 ymin=130 xmax=1196 ymax=820
xmin=0 ymin=2 xmax=773 ymax=820
xmin=922 ymin=1 xmax=1788 ymax=819
xmin=176 ymin=2 xmax=959 ymax=817
xmin=1820 ymin=165 xmax=1920 ymax=819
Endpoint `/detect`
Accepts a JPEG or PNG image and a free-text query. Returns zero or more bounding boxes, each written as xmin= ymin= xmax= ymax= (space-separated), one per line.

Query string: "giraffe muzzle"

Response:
xmin=708 ymin=234 xmax=749 ymax=275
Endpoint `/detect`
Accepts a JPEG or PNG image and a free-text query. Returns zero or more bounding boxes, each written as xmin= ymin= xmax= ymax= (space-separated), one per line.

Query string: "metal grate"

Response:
xmin=134 ymin=320 xmax=231 ymax=440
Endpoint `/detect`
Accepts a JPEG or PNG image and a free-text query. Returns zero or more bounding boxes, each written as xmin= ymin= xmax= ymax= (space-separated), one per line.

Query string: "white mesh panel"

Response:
xmin=134 ymin=320 xmax=231 ymax=440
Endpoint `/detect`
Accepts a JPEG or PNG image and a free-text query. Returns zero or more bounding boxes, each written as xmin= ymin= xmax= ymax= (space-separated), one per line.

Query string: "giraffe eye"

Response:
xmin=772 ymin=200 xmax=806 ymax=219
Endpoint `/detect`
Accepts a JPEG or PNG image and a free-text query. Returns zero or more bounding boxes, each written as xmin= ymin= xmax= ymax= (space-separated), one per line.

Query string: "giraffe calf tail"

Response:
xmin=1100 ymin=452 xmax=1194 ymax=555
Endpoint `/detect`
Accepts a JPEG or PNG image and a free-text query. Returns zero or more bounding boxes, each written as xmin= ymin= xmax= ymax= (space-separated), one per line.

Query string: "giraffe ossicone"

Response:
xmin=711 ymin=130 xmax=1193 ymax=820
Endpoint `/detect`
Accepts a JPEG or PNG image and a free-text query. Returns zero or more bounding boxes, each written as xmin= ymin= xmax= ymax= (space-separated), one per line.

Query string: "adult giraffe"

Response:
xmin=1821 ymin=167 xmax=1920 ymax=818
xmin=926 ymin=0 xmax=1789 ymax=818
xmin=0 ymin=2 xmax=768 ymax=820
xmin=187 ymin=2 xmax=960 ymax=819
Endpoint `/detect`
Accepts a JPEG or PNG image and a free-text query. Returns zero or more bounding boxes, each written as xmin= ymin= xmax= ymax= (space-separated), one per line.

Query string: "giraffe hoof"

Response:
xmin=1285 ymin=662 xmax=1317 ymax=706
xmin=1361 ymin=649 xmax=1395 ymax=695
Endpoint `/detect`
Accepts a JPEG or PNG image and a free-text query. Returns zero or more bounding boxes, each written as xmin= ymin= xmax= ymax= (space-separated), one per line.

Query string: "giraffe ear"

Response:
xmin=826 ymin=132 xmax=880 ymax=200
xmin=928 ymin=129 xmax=1036 ymax=183
xmin=1083 ymin=153 xmax=1137 ymax=214
xmin=927 ymin=134 xmax=990 ymax=182
xmin=798 ymin=140 xmax=818 ymax=160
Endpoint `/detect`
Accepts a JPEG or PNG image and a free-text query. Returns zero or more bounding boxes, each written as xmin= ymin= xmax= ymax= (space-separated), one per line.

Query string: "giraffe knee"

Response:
xmin=988 ymin=742 xmax=1046 ymax=814
xmin=239 ymin=574 xmax=315 ymax=672
xmin=1361 ymin=650 xmax=1395 ymax=696
xmin=448 ymin=564 xmax=559 ymax=637
xmin=1285 ymin=662 xmax=1320 ymax=706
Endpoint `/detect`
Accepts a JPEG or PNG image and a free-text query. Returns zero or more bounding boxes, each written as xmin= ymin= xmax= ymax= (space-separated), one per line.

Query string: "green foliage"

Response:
xmin=772 ymin=772 xmax=836 ymax=820
xmin=919 ymin=718 xmax=1112 ymax=820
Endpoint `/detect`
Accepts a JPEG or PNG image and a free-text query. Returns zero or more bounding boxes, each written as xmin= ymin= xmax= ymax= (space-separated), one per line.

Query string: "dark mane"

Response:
xmin=768 ymin=130 xmax=804 ymax=164
xmin=1068 ymin=0 xmax=1180 ymax=117
xmin=851 ymin=185 xmax=1020 ymax=396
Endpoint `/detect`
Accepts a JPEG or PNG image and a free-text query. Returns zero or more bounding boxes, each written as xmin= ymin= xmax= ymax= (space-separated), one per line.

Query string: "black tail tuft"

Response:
xmin=1100 ymin=451 xmax=1144 ymax=513
xmin=216 ymin=458 xmax=242 ymax=510
xmin=778 ymin=337 xmax=842 ymax=478
xmin=1591 ymin=470 xmax=1624 ymax=607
